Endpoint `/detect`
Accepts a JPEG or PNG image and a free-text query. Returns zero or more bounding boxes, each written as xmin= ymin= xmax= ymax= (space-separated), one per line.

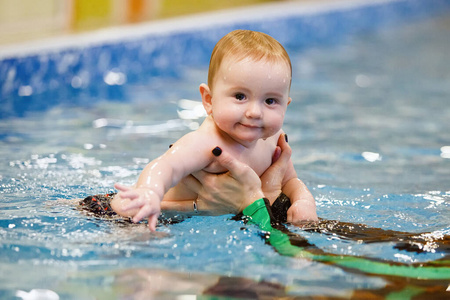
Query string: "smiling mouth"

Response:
xmin=239 ymin=123 xmax=262 ymax=129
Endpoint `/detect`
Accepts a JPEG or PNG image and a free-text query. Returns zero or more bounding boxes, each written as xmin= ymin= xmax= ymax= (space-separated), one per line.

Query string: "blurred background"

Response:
xmin=0 ymin=0 xmax=292 ymax=46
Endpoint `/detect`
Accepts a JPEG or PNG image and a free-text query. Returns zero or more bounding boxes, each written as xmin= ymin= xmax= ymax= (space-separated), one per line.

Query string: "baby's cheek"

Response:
xmin=214 ymin=107 xmax=237 ymax=124
xmin=269 ymin=111 xmax=285 ymax=129
xmin=266 ymin=122 xmax=284 ymax=137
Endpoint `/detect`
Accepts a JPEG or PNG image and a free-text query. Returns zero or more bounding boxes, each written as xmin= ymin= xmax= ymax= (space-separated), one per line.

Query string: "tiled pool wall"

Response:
xmin=1 ymin=0 xmax=450 ymax=118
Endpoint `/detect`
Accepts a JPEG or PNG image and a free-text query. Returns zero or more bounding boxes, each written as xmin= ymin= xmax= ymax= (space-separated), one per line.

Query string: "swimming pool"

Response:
xmin=1 ymin=0 xmax=450 ymax=298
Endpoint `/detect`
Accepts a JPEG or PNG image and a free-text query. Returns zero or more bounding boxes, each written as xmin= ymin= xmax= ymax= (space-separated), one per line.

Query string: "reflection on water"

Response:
xmin=441 ymin=146 xmax=450 ymax=158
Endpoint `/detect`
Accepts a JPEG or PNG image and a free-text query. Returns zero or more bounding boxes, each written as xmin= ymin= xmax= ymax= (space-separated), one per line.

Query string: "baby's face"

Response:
xmin=210 ymin=56 xmax=291 ymax=147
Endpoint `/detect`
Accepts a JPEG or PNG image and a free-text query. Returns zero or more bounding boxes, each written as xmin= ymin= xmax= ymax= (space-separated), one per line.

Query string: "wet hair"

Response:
xmin=208 ymin=30 xmax=292 ymax=92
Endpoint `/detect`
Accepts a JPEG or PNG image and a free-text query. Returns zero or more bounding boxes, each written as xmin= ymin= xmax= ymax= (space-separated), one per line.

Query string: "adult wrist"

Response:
xmin=238 ymin=190 xmax=265 ymax=213
xmin=161 ymin=199 xmax=195 ymax=212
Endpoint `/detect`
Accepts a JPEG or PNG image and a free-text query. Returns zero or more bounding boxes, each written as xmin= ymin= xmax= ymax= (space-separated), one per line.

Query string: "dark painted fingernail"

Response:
xmin=284 ymin=134 xmax=289 ymax=143
xmin=169 ymin=144 xmax=173 ymax=148
xmin=212 ymin=146 xmax=222 ymax=156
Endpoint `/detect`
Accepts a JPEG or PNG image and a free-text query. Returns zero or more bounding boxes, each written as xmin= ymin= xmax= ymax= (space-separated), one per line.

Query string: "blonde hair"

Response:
xmin=208 ymin=30 xmax=292 ymax=92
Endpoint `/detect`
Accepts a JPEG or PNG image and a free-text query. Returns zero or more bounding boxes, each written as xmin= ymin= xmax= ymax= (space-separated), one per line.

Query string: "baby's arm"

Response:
xmin=111 ymin=131 xmax=214 ymax=230
xmin=282 ymin=164 xmax=318 ymax=223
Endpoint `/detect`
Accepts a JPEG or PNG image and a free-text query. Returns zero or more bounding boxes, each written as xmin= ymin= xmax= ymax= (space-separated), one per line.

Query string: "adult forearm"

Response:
xmin=161 ymin=199 xmax=196 ymax=213
xmin=161 ymin=197 xmax=241 ymax=215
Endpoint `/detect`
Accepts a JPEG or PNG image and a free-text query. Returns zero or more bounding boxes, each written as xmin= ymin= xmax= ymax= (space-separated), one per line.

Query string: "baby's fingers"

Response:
xmin=147 ymin=215 xmax=158 ymax=232
xmin=132 ymin=205 xmax=160 ymax=224
xmin=114 ymin=183 xmax=133 ymax=192
xmin=118 ymin=190 xmax=140 ymax=200
xmin=122 ymin=197 xmax=145 ymax=212
xmin=286 ymin=208 xmax=294 ymax=223
xmin=286 ymin=201 xmax=318 ymax=224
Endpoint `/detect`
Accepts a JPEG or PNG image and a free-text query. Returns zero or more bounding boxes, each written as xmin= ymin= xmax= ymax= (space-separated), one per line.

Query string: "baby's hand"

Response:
xmin=286 ymin=199 xmax=318 ymax=224
xmin=114 ymin=183 xmax=161 ymax=231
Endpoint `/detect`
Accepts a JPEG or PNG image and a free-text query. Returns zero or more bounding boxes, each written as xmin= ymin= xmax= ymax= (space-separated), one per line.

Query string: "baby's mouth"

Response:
xmin=239 ymin=123 xmax=262 ymax=129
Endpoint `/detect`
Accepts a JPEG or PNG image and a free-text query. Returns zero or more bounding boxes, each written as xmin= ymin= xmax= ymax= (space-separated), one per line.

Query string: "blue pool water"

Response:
xmin=1 ymin=0 xmax=450 ymax=299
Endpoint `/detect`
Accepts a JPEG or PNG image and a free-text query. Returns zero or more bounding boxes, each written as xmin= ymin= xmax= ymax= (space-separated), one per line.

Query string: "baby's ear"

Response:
xmin=287 ymin=97 xmax=292 ymax=106
xmin=199 ymin=83 xmax=213 ymax=115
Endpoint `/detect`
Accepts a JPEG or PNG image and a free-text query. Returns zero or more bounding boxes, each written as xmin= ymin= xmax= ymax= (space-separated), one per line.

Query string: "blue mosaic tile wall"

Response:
xmin=1 ymin=0 xmax=450 ymax=118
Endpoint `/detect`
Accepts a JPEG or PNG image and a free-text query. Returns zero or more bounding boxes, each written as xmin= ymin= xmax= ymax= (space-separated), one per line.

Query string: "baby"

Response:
xmin=111 ymin=29 xmax=318 ymax=230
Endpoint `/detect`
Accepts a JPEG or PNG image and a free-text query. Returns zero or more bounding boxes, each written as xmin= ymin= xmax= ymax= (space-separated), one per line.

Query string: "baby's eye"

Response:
xmin=235 ymin=93 xmax=246 ymax=101
xmin=265 ymin=98 xmax=276 ymax=105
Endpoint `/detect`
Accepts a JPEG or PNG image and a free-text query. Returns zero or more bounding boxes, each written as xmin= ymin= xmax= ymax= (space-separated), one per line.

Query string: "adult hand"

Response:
xmin=180 ymin=134 xmax=292 ymax=214
xmin=181 ymin=147 xmax=265 ymax=214
xmin=260 ymin=134 xmax=292 ymax=204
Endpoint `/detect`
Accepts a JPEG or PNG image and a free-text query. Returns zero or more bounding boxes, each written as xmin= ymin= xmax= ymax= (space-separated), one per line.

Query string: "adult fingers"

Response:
xmin=260 ymin=134 xmax=292 ymax=200
xmin=211 ymin=147 xmax=258 ymax=183
xmin=272 ymin=146 xmax=282 ymax=164
xmin=275 ymin=134 xmax=292 ymax=166
xmin=267 ymin=134 xmax=292 ymax=176
xmin=211 ymin=147 xmax=264 ymax=209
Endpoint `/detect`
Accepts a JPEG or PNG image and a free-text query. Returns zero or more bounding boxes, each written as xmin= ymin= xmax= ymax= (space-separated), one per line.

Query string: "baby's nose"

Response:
xmin=245 ymin=102 xmax=262 ymax=118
